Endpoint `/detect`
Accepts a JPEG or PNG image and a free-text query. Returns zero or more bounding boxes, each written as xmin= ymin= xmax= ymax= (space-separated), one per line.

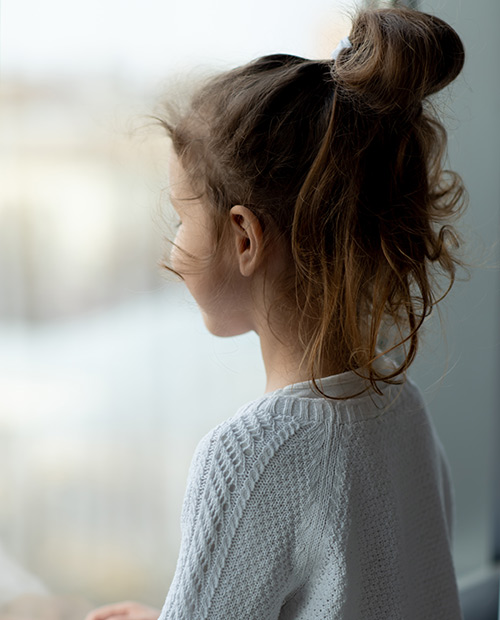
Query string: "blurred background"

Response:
xmin=0 ymin=0 xmax=499 ymax=616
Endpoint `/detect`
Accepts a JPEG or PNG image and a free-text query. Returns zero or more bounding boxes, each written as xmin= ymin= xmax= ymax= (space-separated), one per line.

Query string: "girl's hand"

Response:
xmin=84 ymin=602 xmax=161 ymax=620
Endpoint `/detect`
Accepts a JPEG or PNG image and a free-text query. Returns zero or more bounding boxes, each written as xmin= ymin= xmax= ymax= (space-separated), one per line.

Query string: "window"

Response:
xmin=0 ymin=0 xmax=352 ymax=610
xmin=1 ymin=0 xmax=498 ymax=617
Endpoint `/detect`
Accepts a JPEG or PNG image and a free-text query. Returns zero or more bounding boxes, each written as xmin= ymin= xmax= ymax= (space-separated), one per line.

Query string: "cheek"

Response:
xmin=169 ymin=236 xmax=182 ymax=275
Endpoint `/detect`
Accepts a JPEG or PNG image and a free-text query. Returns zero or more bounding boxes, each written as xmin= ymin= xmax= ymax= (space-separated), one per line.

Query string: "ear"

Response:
xmin=229 ymin=205 xmax=264 ymax=277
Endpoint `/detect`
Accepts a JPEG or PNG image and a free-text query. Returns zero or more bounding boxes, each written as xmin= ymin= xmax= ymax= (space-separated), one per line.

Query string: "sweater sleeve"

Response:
xmin=158 ymin=405 xmax=318 ymax=620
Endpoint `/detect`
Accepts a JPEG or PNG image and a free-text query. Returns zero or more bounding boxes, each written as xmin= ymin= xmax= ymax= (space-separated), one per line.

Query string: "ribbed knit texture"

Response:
xmin=159 ymin=373 xmax=462 ymax=619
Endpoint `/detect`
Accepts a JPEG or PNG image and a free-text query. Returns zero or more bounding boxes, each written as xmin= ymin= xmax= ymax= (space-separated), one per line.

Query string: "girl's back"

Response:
xmin=163 ymin=375 xmax=459 ymax=619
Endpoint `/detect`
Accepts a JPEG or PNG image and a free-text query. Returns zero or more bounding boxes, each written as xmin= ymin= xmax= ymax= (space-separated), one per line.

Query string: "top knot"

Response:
xmin=332 ymin=7 xmax=465 ymax=115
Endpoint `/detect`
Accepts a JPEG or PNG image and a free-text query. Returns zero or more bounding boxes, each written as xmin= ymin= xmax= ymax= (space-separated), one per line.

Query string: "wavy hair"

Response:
xmin=159 ymin=6 xmax=466 ymax=395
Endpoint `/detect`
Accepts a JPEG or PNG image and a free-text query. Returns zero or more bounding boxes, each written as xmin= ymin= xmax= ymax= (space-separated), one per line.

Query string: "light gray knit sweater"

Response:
xmin=159 ymin=372 xmax=462 ymax=619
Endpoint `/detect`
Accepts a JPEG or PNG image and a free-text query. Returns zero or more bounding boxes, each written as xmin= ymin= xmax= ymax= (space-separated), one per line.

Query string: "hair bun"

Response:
xmin=333 ymin=7 xmax=465 ymax=114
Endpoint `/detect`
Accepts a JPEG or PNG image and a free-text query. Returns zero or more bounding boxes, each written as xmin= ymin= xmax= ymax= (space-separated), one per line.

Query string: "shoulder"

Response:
xmin=194 ymin=376 xmax=429 ymax=463
xmin=178 ymin=394 xmax=324 ymax=569
xmin=187 ymin=377 xmax=432 ymax=500
xmin=193 ymin=392 xmax=314 ymax=476
xmin=182 ymin=392 xmax=327 ymax=516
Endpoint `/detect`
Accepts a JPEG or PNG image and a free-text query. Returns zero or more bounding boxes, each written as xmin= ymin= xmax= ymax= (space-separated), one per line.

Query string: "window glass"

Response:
xmin=1 ymin=0 xmax=498 ymax=612
xmin=0 ymin=0 xmax=354 ymax=609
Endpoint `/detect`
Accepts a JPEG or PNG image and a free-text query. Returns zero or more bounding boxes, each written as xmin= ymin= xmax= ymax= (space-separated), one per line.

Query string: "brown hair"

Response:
xmin=159 ymin=6 xmax=466 ymax=394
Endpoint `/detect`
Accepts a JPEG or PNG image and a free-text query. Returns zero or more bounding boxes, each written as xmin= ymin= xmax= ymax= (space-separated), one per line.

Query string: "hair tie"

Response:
xmin=331 ymin=37 xmax=352 ymax=61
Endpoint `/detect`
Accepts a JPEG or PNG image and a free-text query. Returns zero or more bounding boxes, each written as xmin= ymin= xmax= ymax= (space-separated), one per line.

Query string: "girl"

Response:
xmin=87 ymin=5 xmax=466 ymax=620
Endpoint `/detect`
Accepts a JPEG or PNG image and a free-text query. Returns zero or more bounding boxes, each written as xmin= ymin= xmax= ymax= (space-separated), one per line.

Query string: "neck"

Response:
xmin=259 ymin=329 xmax=307 ymax=393
xmin=248 ymin=262 xmax=346 ymax=392
xmin=256 ymin=319 xmax=345 ymax=393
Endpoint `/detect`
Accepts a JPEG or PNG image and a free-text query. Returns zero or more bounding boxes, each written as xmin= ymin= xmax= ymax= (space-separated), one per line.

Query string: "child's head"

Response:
xmin=161 ymin=6 xmax=466 ymax=390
